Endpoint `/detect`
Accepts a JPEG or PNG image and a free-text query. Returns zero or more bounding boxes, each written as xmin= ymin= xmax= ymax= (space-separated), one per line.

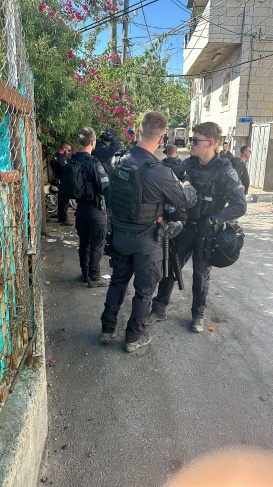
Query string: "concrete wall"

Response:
xmin=187 ymin=0 xmax=273 ymax=162
xmin=184 ymin=0 xmax=243 ymax=74
xmin=0 ymin=310 xmax=48 ymax=487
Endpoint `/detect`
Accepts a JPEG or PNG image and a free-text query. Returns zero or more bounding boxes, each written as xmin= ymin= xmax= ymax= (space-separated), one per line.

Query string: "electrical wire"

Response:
xmin=127 ymin=51 xmax=273 ymax=77
xmin=80 ymin=0 xmax=273 ymax=81
xmin=128 ymin=0 xmax=244 ymax=57
xmin=182 ymin=2 xmax=273 ymax=73
xmin=79 ymin=0 xmax=159 ymax=33
xmin=139 ymin=0 xmax=152 ymax=42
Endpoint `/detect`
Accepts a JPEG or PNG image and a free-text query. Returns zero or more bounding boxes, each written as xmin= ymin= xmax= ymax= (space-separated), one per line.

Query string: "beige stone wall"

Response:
xmin=187 ymin=0 xmax=273 ymax=146
xmin=234 ymin=1 xmax=273 ymax=137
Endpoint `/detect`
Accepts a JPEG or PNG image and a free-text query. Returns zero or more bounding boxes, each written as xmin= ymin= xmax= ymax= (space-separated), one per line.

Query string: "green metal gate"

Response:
xmin=0 ymin=0 xmax=43 ymax=408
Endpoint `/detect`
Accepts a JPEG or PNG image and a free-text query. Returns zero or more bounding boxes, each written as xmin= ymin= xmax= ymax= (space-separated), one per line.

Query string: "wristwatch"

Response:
xmin=209 ymin=215 xmax=218 ymax=225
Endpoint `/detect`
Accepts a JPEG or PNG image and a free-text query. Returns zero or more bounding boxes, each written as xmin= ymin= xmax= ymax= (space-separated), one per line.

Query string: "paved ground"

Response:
xmin=37 ymin=151 xmax=273 ymax=486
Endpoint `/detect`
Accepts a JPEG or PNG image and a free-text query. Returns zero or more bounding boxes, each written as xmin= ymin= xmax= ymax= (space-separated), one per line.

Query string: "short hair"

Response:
xmin=240 ymin=145 xmax=250 ymax=153
xmin=139 ymin=111 xmax=167 ymax=142
xmin=167 ymin=144 xmax=178 ymax=156
xmin=60 ymin=141 xmax=71 ymax=150
xmin=223 ymin=142 xmax=229 ymax=147
xmin=78 ymin=127 xmax=96 ymax=147
xmin=192 ymin=122 xmax=222 ymax=143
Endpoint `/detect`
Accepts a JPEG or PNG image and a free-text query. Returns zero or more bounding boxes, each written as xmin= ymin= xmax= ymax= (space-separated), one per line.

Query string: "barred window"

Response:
xmin=203 ymin=84 xmax=212 ymax=111
xmin=219 ymin=73 xmax=231 ymax=106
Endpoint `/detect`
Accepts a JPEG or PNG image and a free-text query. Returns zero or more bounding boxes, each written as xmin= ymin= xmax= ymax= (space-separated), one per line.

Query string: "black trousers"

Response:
xmin=76 ymin=209 xmax=107 ymax=280
xmin=58 ymin=187 xmax=70 ymax=223
xmin=152 ymin=224 xmax=211 ymax=319
xmin=101 ymin=229 xmax=163 ymax=342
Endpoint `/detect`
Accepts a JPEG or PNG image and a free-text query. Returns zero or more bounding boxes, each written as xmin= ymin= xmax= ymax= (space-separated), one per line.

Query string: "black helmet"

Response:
xmin=209 ymin=221 xmax=245 ymax=268
xmin=100 ymin=128 xmax=119 ymax=142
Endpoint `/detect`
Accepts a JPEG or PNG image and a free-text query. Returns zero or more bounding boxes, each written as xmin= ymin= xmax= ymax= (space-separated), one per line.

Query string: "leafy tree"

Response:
xmin=164 ymin=78 xmax=191 ymax=127
xmin=18 ymin=0 xmax=191 ymax=156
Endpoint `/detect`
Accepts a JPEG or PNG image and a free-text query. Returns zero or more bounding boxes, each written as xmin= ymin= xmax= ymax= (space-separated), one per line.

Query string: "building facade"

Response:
xmin=183 ymin=0 xmax=273 ymax=190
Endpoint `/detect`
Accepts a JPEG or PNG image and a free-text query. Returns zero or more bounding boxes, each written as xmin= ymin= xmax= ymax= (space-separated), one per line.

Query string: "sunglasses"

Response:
xmin=190 ymin=137 xmax=212 ymax=145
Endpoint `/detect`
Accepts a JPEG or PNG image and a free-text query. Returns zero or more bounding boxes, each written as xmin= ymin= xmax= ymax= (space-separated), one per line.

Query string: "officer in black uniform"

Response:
xmin=161 ymin=144 xmax=189 ymax=225
xmin=74 ymin=127 xmax=109 ymax=287
xmin=92 ymin=128 xmax=122 ymax=173
xmin=50 ymin=142 xmax=73 ymax=225
xmin=162 ymin=144 xmax=186 ymax=181
xmin=100 ymin=111 xmax=197 ymax=352
xmin=147 ymin=122 xmax=247 ymax=333
xmin=239 ymin=146 xmax=251 ymax=195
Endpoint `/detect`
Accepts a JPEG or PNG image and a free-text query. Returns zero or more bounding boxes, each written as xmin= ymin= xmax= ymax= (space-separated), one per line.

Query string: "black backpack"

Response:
xmin=61 ymin=157 xmax=86 ymax=200
xmin=209 ymin=221 xmax=245 ymax=268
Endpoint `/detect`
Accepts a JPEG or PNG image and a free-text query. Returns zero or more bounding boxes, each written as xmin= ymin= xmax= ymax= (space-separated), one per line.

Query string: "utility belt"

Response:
xmin=113 ymin=227 xmax=156 ymax=238
xmin=188 ymin=194 xmax=225 ymax=221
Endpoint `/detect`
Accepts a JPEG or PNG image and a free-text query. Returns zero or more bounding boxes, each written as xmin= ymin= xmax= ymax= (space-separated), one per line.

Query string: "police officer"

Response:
xmin=92 ymin=128 xmax=122 ymax=173
xmin=162 ymin=144 xmax=186 ymax=181
xmin=239 ymin=145 xmax=251 ymax=195
xmin=50 ymin=141 xmax=73 ymax=226
xmin=74 ymin=127 xmax=109 ymax=287
xmin=100 ymin=111 xmax=197 ymax=352
xmin=162 ymin=144 xmax=188 ymax=224
xmin=163 ymin=132 xmax=169 ymax=148
xmin=147 ymin=122 xmax=247 ymax=333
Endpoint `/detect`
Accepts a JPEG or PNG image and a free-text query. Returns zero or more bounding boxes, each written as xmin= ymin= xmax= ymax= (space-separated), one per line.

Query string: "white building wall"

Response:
xmin=187 ymin=0 xmax=273 ymax=158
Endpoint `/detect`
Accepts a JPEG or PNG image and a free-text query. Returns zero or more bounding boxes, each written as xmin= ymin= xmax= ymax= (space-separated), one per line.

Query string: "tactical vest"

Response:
xmin=187 ymin=156 xmax=230 ymax=222
xmin=109 ymin=158 xmax=163 ymax=226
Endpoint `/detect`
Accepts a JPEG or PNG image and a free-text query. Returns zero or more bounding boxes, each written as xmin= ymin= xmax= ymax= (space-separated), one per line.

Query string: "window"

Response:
xmin=219 ymin=72 xmax=231 ymax=106
xmin=203 ymin=84 xmax=212 ymax=111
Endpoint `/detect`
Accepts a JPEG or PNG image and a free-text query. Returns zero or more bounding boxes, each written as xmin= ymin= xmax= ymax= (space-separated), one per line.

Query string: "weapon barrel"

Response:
xmin=163 ymin=235 xmax=169 ymax=278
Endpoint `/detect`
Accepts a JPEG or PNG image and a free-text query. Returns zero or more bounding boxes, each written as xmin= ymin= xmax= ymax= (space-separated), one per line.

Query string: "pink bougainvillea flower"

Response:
xmin=67 ymin=49 xmax=73 ymax=59
xmin=39 ymin=2 xmax=46 ymax=11
xmin=49 ymin=10 xmax=55 ymax=17
xmin=82 ymin=4 xmax=88 ymax=11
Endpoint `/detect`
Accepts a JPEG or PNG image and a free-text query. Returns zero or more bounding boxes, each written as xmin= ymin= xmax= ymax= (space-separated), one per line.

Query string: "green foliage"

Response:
xmin=124 ymin=51 xmax=191 ymax=128
xmin=165 ymin=78 xmax=191 ymax=126
xmin=19 ymin=0 xmax=91 ymax=155
xmin=18 ymin=0 xmax=191 ymax=157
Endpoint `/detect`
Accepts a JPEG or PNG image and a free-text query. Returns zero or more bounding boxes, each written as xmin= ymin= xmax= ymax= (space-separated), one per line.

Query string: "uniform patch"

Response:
xmin=101 ymin=177 xmax=109 ymax=183
xmin=226 ymin=168 xmax=239 ymax=182
xmin=98 ymin=165 xmax=105 ymax=174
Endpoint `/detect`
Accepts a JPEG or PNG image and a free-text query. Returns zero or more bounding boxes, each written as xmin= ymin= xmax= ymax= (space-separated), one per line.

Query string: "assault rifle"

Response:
xmin=156 ymin=218 xmax=184 ymax=289
xmin=169 ymin=236 xmax=184 ymax=290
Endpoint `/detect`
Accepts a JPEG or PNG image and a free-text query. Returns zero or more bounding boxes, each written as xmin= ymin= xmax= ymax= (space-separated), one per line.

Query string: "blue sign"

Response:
xmin=239 ymin=117 xmax=252 ymax=123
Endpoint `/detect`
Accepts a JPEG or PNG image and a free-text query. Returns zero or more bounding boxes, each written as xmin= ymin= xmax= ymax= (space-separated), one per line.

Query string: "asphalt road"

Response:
xmin=38 ymin=152 xmax=273 ymax=486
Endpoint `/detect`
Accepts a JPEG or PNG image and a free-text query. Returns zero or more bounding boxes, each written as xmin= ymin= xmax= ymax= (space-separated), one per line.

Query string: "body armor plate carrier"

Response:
xmin=187 ymin=156 xmax=230 ymax=222
xmin=109 ymin=159 xmax=163 ymax=226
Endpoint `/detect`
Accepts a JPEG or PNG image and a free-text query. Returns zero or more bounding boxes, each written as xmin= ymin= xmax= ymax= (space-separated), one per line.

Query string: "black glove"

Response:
xmin=197 ymin=217 xmax=219 ymax=238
